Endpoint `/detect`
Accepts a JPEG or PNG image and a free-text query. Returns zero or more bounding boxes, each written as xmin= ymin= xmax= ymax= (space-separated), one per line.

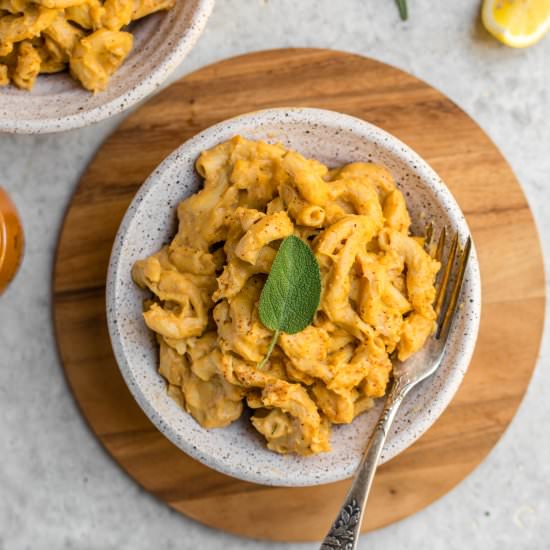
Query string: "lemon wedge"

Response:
xmin=482 ymin=0 xmax=550 ymax=48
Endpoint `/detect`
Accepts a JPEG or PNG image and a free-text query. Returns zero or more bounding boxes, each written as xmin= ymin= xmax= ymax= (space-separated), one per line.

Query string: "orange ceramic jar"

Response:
xmin=0 ymin=187 xmax=24 ymax=294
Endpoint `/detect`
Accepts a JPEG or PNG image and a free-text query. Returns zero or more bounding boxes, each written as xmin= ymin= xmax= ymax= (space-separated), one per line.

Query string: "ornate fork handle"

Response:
xmin=320 ymin=229 xmax=471 ymax=549
xmin=320 ymin=377 xmax=413 ymax=550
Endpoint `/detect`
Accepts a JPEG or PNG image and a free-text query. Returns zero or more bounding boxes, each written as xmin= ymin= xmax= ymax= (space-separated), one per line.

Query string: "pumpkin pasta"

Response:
xmin=0 ymin=0 xmax=174 ymax=91
xmin=132 ymin=136 xmax=441 ymax=455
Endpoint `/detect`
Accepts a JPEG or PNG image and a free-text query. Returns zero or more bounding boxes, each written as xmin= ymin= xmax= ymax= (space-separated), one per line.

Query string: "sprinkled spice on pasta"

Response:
xmin=132 ymin=136 xmax=441 ymax=455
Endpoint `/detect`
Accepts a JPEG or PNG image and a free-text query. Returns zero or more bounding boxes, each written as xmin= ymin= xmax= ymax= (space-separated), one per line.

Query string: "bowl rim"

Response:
xmin=106 ymin=106 xmax=482 ymax=486
xmin=0 ymin=0 xmax=214 ymax=134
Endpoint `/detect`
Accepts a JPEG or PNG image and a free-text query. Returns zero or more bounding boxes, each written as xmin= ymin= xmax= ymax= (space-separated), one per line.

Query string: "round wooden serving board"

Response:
xmin=53 ymin=49 xmax=545 ymax=542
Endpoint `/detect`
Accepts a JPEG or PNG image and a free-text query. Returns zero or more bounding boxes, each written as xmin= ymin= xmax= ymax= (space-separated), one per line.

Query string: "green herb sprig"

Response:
xmin=257 ymin=236 xmax=321 ymax=370
xmin=396 ymin=0 xmax=408 ymax=21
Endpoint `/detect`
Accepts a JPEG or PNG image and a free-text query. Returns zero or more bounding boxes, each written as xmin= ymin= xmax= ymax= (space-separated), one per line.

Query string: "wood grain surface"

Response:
xmin=52 ymin=49 xmax=545 ymax=542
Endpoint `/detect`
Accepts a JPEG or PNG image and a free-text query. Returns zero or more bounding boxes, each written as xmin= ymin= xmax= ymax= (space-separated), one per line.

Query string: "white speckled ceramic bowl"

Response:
xmin=107 ymin=107 xmax=481 ymax=487
xmin=0 ymin=0 xmax=214 ymax=134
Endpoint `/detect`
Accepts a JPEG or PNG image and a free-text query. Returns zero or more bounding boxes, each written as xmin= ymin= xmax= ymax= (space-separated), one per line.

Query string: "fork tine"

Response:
xmin=436 ymin=236 xmax=471 ymax=340
xmin=433 ymin=226 xmax=446 ymax=262
xmin=434 ymin=231 xmax=457 ymax=315
xmin=424 ymin=222 xmax=434 ymax=252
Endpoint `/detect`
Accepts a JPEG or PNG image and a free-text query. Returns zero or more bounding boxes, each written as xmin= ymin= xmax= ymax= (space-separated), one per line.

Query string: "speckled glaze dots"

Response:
xmin=0 ymin=0 xmax=214 ymax=134
xmin=106 ymin=108 xmax=482 ymax=487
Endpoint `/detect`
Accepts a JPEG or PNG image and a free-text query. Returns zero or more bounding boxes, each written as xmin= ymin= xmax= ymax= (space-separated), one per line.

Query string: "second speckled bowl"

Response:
xmin=107 ymin=108 xmax=481 ymax=487
xmin=0 ymin=0 xmax=214 ymax=134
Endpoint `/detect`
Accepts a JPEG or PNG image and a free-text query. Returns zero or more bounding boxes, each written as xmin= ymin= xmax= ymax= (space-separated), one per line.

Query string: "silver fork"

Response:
xmin=320 ymin=227 xmax=471 ymax=550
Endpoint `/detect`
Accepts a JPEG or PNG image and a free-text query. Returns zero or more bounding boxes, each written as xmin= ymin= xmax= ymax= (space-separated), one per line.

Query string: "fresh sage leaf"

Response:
xmin=257 ymin=235 xmax=321 ymax=369
xmin=396 ymin=0 xmax=408 ymax=20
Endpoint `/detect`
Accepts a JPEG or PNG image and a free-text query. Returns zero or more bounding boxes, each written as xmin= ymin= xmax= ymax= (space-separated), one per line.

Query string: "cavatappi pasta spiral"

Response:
xmin=132 ymin=136 xmax=440 ymax=455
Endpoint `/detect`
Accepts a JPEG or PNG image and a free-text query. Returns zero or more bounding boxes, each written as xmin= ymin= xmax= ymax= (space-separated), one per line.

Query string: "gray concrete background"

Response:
xmin=1 ymin=1 xmax=549 ymax=548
